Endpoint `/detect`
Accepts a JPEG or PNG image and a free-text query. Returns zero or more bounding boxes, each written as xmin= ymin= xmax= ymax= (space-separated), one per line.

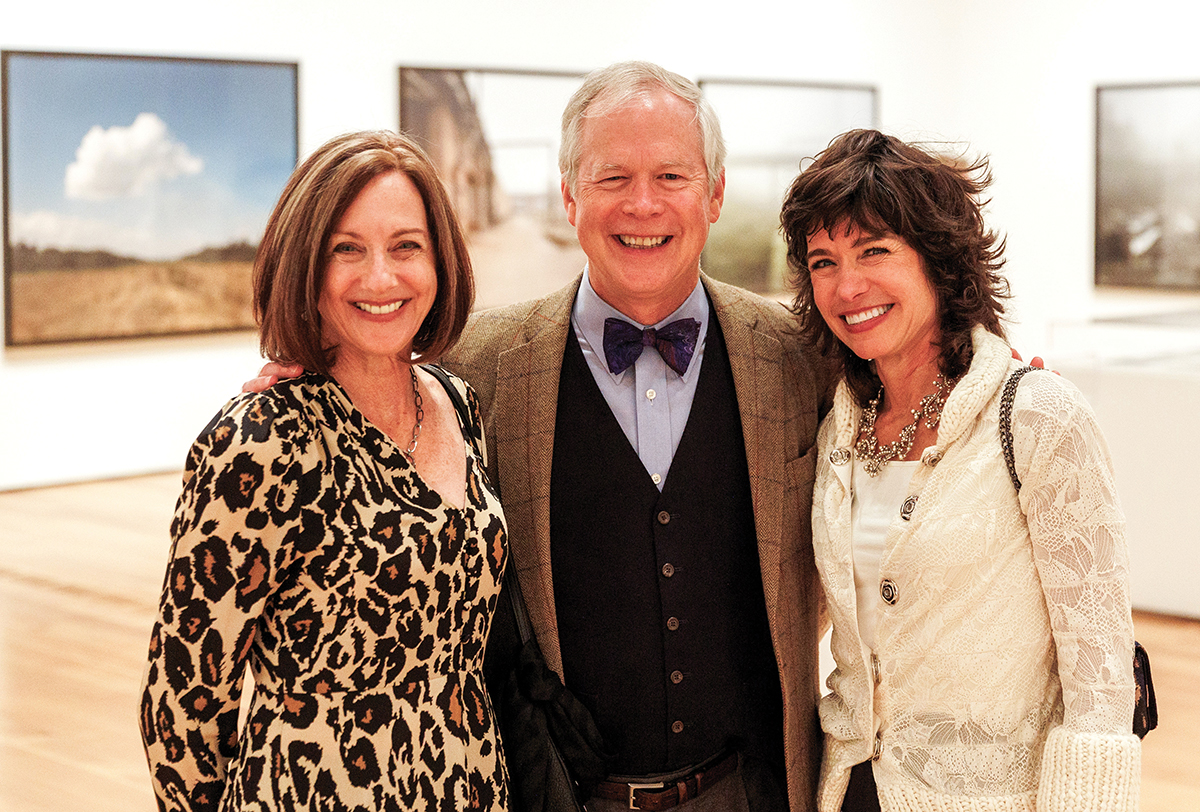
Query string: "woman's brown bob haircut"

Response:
xmin=254 ymin=130 xmax=474 ymax=372
xmin=780 ymin=129 xmax=1009 ymax=406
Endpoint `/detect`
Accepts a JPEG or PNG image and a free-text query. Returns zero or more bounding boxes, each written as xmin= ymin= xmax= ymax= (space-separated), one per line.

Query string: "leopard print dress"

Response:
xmin=139 ymin=371 xmax=509 ymax=812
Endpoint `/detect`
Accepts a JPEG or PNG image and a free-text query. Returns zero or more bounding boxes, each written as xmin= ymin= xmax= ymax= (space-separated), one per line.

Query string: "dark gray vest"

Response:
xmin=549 ymin=312 xmax=784 ymax=779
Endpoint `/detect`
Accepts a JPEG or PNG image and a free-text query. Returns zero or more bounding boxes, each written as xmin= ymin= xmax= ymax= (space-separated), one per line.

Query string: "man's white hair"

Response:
xmin=558 ymin=60 xmax=726 ymax=194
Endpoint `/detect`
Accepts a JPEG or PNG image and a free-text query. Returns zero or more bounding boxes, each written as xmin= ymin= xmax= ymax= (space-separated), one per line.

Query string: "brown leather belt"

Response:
xmin=589 ymin=752 xmax=738 ymax=811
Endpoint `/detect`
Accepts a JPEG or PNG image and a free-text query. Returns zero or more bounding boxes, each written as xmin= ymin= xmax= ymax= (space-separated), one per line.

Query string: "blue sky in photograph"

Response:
xmin=5 ymin=52 xmax=296 ymax=260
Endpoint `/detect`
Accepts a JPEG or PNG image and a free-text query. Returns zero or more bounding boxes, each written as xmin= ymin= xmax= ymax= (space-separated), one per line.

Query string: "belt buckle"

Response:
xmin=627 ymin=781 xmax=666 ymax=810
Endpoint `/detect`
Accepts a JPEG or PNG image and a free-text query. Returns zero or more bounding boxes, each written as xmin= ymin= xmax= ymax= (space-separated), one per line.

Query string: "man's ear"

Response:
xmin=561 ymin=179 xmax=577 ymax=227
xmin=708 ymin=168 xmax=726 ymax=224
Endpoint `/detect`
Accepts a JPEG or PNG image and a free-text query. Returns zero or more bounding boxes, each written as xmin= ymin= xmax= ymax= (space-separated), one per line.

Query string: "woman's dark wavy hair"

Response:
xmin=780 ymin=129 xmax=1009 ymax=406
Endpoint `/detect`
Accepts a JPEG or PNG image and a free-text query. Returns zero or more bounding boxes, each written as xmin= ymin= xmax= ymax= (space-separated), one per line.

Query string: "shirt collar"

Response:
xmin=572 ymin=265 xmax=709 ymax=382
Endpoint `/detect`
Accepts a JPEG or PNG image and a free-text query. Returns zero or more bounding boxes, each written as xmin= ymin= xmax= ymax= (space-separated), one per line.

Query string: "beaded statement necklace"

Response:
xmin=854 ymin=374 xmax=953 ymax=476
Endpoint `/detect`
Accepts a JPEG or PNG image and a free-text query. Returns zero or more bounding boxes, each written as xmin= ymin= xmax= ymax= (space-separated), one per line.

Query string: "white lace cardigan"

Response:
xmin=812 ymin=327 xmax=1140 ymax=812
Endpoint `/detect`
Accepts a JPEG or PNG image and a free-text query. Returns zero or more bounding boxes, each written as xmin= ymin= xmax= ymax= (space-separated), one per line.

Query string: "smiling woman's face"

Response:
xmin=318 ymin=170 xmax=437 ymax=369
xmin=807 ymin=220 xmax=940 ymax=373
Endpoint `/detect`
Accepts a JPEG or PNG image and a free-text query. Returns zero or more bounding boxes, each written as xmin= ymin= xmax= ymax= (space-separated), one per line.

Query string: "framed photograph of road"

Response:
xmin=1096 ymin=82 xmax=1200 ymax=290
xmin=2 ymin=51 xmax=298 ymax=346
xmin=399 ymin=67 xmax=588 ymax=310
xmin=697 ymin=79 xmax=876 ymax=293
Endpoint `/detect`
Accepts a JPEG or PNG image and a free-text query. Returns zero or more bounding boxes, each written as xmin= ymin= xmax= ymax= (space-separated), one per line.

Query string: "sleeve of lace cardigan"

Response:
xmin=1012 ymin=373 xmax=1136 ymax=736
xmin=1013 ymin=376 xmax=1141 ymax=811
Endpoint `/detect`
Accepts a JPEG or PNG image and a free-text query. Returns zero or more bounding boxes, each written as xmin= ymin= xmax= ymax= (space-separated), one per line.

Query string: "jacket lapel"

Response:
xmin=493 ymin=277 xmax=579 ymax=676
xmin=705 ymin=276 xmax=787 ymax=626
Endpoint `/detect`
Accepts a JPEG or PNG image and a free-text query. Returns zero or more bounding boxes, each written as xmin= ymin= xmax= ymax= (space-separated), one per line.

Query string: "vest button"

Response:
xmin=657 ymin=510 xmax=671 ymax=525
xmin=671 ymin=720 xmax=684 ymax=734
xmin=662 ymin=563 xmax=675 ymax=577
xmin=670 ymin=670 xmax=684 ymax=684
xmin=667 ymin=616 xmax=680 ymax=631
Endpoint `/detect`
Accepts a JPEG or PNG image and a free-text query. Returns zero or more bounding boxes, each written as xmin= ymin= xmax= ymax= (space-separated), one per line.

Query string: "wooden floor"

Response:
xmin=0 ymin=472 xmax=1196 ymax=810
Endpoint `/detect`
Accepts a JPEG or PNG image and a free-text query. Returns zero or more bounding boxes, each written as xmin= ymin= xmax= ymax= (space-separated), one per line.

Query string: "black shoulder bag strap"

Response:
xmin=999 ymin=365 xmax=1157 ymax=739
xmin=422 ymin=363 xmax=476 ymax=453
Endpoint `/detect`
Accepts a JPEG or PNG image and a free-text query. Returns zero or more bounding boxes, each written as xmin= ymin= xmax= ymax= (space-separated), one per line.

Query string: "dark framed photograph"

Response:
xmin=698 ymin=79 xmax=877 ymax=293
xmin=1096 ymin=82 xmax=1200 ymax=290
xmin=2 ymin=51 xmax=298 ymax=346
xmin=400 ymin=67 xmax=588 ymax=310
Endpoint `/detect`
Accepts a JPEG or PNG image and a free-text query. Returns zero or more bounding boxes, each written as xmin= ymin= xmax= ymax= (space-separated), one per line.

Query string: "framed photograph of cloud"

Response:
xmin=399 ymin=67 xmax=587 ymax=310
xmin=2 ymin=51 xmax=298 ymax=346
xmin=697 ymin=79 xmax=876 ymax=293
xmin=1096 ymin=82 xmax=1200 ymax=290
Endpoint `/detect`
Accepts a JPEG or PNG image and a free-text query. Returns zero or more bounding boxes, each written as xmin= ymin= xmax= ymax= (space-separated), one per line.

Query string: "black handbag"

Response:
xmin=1000 ymin=365 xmax=1158 ymax=738
xmin=497 ymin=567 xmax=607 ymax=812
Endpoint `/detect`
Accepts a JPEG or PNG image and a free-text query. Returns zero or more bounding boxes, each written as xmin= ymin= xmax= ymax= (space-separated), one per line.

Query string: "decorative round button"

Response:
xmin=671 ymin=720 xmax=684 ymax=734
xmin=900 ymin=495 xmax=918 ymax=520
xmin=667 ymin=617 xmax=680 ymax=631
xmin=829 ymin=447 xmax=851 ymax=466
xmin=646 ymin=389 xmax=657 ymax=400
xmin=880 ymin=579 xmax=898 ymax=606
xmin=657 ymin=510 xmax=671 ymax=525
xmin=921 ymin=447 xmax=941 ymax=467
xmin=662 ymin=563 xmax=675 ymax=578
xmin=670 ymin=670 xmax=684 ymax=684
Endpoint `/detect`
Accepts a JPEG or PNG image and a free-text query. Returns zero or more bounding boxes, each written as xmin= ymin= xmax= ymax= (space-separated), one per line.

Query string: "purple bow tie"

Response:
xmin=602 ymin=317 xmax=700 ymax=376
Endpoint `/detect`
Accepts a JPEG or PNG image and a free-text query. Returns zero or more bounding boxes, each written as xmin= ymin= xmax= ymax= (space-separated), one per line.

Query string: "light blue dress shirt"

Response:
xmin=570 ymin=267 xmax=709 ymax=491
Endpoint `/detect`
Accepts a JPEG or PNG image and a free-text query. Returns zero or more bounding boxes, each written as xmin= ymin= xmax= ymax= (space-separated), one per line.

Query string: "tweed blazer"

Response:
xmin=441 ymin=273 xmax=829 ymax=811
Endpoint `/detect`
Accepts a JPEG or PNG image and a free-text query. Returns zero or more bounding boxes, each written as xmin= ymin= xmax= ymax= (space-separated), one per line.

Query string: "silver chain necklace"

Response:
xmin=403 ymin=366 xmax=424 ymax=463
xmin=854 ymin=374 xmax=952 ymax=477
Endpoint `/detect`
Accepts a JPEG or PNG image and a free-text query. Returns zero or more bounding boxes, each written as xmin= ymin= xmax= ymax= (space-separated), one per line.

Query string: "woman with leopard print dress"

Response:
xmin=139 ymin=131 xmax=509 ymax=811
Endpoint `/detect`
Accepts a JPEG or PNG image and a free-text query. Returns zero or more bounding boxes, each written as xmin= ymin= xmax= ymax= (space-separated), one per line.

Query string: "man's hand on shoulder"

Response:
xmin=1010 ymin=349 xmax=1059 ymax=375
xmin=242 ymin=362 xmax=305 ymax=393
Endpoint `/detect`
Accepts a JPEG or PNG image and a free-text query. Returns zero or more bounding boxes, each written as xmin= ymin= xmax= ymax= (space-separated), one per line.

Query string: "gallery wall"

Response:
xmin=3 ymin=0 xmax=1199 ymax=613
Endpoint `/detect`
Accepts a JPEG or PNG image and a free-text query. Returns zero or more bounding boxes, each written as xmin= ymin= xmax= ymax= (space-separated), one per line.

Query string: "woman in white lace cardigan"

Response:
xmin=779 ymin=129 xmax=1140 ymax=812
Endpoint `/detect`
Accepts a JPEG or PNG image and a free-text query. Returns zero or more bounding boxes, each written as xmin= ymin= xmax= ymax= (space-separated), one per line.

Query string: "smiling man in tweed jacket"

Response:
xmin=442 ymin=61 xmax=830 ymax=812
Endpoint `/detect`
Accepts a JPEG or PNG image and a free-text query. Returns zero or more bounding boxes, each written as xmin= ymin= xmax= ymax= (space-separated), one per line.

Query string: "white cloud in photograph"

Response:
xmin=64 ymin=112 xmax=204 ymax=200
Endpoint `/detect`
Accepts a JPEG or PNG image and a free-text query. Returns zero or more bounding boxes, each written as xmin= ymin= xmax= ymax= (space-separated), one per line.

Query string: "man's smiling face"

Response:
xmin=562 ymin=87 xmax=724 ymax=325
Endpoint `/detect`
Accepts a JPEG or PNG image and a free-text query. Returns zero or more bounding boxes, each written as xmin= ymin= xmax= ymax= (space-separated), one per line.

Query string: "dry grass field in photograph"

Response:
xmin=8 ymin=260 xmax=254 ymax=345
